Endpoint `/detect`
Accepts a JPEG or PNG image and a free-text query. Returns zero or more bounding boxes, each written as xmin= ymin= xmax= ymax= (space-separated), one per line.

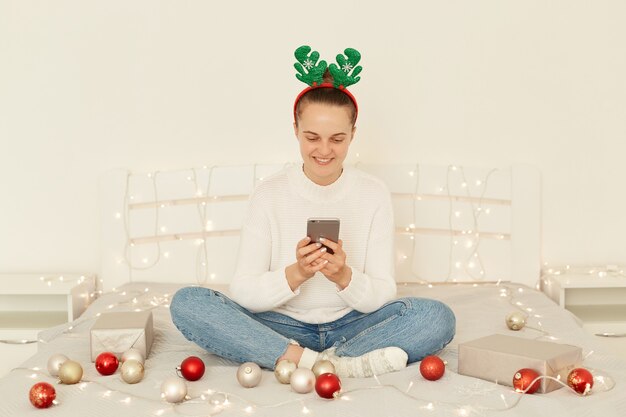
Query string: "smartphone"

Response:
xmin=307 ymin=217 xmax=340 ymax=254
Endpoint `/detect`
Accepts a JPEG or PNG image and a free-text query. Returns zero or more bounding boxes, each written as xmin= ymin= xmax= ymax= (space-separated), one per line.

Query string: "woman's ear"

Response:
xmin=351 ymin=125 xmax=357 ymax=141
xmin=293 ymin=121 xmax=298 ymax=138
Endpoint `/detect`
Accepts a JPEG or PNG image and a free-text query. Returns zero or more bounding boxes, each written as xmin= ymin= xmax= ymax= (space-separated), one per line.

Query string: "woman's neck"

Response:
xmin=302 ymin=164 xmax=344 ymax=186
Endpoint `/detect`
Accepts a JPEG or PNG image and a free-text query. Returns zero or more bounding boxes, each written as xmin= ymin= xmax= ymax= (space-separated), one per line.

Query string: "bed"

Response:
xmin=1 ymin=163 xmax=624 ymax=417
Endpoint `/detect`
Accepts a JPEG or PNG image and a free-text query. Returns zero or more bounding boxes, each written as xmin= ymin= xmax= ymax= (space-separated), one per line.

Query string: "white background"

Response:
xmin=1 ymin=0 xmax=625 ymax=275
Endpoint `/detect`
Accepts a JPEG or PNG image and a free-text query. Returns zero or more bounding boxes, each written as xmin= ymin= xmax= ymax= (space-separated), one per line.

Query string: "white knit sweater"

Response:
xmin=229 ymin=163 xmax=397 ymax=324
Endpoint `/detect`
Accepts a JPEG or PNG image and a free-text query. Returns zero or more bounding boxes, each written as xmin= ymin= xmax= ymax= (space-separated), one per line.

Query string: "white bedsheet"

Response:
xmin=1 ymin=282 xmax=624 ymax=416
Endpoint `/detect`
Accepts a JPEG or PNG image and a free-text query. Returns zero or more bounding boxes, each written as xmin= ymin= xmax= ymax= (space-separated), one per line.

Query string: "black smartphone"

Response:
xmin=307 ymin=217 xmax=340 ymax=254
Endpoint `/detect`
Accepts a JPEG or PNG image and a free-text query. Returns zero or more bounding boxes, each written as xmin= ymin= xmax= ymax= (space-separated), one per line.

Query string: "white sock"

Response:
xmin=320 ymin=347 xmax=408 ymax=378
xmin=298 ymin=347 xmax=320 ymax=369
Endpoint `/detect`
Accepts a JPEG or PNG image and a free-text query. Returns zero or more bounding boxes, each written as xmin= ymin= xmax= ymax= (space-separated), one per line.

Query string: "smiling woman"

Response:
xmin=294 ymin=100 xmax=355 ymax=186
xmin=169 ymin=45 xmax=456 ymax=379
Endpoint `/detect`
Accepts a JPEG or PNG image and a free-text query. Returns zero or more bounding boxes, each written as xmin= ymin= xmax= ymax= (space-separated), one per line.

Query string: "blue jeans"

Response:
xmin=170 ymin=287 xmax=455 ymax=370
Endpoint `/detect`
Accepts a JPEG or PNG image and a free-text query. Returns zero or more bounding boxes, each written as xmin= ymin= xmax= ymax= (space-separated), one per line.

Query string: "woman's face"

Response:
xmin=293 ymin=102 xmax=356 ymax=186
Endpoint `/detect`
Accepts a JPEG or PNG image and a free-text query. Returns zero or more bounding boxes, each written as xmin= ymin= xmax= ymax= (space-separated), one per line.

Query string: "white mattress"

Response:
xmin=1 ymin=282 xmax=625 ymax=416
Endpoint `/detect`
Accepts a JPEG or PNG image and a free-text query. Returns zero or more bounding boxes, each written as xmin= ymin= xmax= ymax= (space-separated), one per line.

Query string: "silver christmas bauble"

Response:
xmin=121 ymin=359 xmax=144 ymax=384
xmin=58 ymin=360 xmax=83 ymax=384
xmin=47 ymin=353 xmax=69 ymax=377
xmin=290 ymin=368 xmax=316 ymax=394
xmin=506 ymin=311 xmax=527 ymax=330
xmin=312 ymin=359 xmax=336 ymax=378
xmin=237 ymin=362 xmax=262 ymax=388
xmin=121 ymin=348 xmax=145 ymax=365
xmin=160 ymin=376 xmax=187 ymax=403
xmin=274 ymin=359 xmax=297 ymax=384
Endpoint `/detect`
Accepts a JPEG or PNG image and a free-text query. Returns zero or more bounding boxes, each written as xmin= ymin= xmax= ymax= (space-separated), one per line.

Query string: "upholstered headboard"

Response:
xmin=99 ymin=163 xmax=540 ymax=291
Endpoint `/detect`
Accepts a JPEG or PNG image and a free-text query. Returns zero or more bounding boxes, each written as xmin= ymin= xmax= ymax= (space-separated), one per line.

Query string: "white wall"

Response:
xmin=1 ymin=0 xmax=625 ymax=276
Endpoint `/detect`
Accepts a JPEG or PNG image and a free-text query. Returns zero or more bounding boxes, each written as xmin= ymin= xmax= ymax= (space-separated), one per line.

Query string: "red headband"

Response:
xmin=293 ymin=82 xmax=359 ymax=123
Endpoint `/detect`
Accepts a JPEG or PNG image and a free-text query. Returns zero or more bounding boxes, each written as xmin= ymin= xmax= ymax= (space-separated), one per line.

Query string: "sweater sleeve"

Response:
xmin=228 ymin=186 xmax=299 ymax=312
xmin=337 ymin=185 xmax=397 ymax=313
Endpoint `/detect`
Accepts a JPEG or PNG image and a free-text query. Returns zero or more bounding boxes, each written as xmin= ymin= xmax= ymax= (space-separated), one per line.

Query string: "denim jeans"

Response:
xmin=170 ymin=287 xmax=456 ymax=370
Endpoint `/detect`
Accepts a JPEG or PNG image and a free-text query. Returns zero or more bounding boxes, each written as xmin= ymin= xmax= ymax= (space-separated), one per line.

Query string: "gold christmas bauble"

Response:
xmin=58 ymin=360 xmax=83 ymax=384
xmin=312 ymin=359 xmax=336 ymax=378
xmin=121 ymin=359 xmax=144 ymax=384
xmin=506 ymin=311 xmax=527 ymax=330
xmin=274 ymin=359 xmax=297 ymax=384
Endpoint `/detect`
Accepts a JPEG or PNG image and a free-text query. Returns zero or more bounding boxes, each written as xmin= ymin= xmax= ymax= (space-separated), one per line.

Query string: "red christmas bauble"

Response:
xmin=513 ymin=368 xmax=541 ymax=394
xmin=179 ymin=356 xmax=205 ymax=381
xmin=567 ymin=368 xmax=594 ymax=395
xmin=29 ymin=382 xmax=56 ymax=409
xmin=315 ymin=372 xmax=341 ymax=399
xmin=419 ymin=355 xmax=446 ymax=381
xmin=95 ymin=352 xmax=119 ymax=376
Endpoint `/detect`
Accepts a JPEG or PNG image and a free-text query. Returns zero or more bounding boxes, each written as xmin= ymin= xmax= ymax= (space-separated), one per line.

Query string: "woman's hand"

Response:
xmin=314 ymin=238 xmax=352 ymax=289
xmin=285 ymin=237 xmax=328 ymax=291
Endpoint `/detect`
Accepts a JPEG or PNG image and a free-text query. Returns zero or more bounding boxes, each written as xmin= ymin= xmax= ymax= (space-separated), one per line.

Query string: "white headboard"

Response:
xmin=99 ymin=163 xmax=540 ymax=291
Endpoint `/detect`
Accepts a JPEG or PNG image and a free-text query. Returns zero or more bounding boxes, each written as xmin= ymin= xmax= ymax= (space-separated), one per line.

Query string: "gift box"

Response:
xmin=90 ymin=311 xmax=154 ymax=361
xmin=458 ymin=334 xmax=582 ymax=393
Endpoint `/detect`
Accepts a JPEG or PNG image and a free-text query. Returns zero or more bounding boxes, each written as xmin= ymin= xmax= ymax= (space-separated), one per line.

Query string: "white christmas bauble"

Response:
xmin=290 ymin=368 xmax=316 ymax=394
xmin=121 ymin=348 xmax=145 ymax=365
xmin=237 ymin=362 xmax=262 ymax=388
xmin=47 ymin=353 xmax=69 ymax=377
xmin=121 ymin=359 xmax=144 ymax=384
xmin=274 ymin=359 xmax=297 ymax=384
xmin=160 ymin=377 xmax=187 ymax=403
xmin=312 ymin=359 xmax=336 ymax=378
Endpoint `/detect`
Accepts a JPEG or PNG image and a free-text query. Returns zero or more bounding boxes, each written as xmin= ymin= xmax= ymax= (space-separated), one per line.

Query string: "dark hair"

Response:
xmin=294 ymin=70 xmax=357 ymax=127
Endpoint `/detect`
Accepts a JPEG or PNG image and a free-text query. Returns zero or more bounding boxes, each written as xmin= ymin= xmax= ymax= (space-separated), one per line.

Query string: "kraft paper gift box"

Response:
xmin=458 ymin=334 xmax=582 ymax=393
xmin=90 ymin=311 xmax=154 ymax=361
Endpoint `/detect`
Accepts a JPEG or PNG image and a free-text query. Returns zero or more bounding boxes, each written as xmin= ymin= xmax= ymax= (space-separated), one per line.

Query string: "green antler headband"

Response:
xmin=293 ymin=45 xmax=362 ymax=121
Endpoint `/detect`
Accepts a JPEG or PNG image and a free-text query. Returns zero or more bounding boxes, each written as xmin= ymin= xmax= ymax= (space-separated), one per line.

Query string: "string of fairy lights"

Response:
xmin=18 ymin=274 xmax=619 ymax=416
xmin=445 ymin=166 xmax=499 ymax=282
xmin=11 ymin=359 xmax=615 ymax=417
xmin=118 ymin=163 xmax=512 ymax=285
xmin=15 ymin=163 xmax=622 ymax=415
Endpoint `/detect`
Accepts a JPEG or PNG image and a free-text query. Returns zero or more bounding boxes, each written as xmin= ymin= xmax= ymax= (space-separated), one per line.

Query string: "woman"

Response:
xmin=170 ymin=46 xmax=455 ymax=378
